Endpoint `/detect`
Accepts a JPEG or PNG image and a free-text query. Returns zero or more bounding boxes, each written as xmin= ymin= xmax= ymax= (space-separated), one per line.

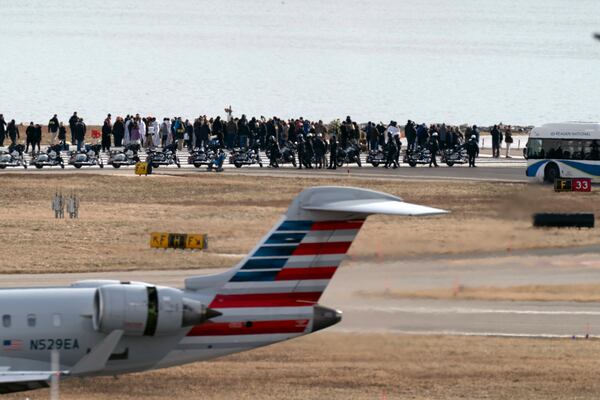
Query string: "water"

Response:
xmin=1 ymin=0 xmax=599 ymax=125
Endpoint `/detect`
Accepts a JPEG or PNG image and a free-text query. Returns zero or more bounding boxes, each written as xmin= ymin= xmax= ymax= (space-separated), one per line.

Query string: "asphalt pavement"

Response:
xmin=0 ymin=148 xmax=528 ymax=182
xmin=4 ymin=249 xmax=600 ymax=338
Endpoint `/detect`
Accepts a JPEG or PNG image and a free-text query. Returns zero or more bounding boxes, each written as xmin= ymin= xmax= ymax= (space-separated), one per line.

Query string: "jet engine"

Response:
xmin=93 ymin=284 xmax=218 ymax=336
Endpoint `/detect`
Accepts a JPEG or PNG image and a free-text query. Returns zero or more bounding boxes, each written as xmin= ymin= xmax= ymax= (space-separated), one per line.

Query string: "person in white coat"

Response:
xmin=149 ymin=117 xmax=160 ymax=148
xmin=385 ymin=120 xmax=400 ymax=144
xmin=124 ymin=116 xmax=132 ymax=145
xmin=135 ymin=114 xmax=146 ymax=147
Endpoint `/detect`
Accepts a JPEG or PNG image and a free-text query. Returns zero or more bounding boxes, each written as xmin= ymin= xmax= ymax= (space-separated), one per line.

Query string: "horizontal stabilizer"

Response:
xmin=0 ymin=371 xmax=56 ymax=383
xmin=303 ymin=199 xmax=447 ymax=216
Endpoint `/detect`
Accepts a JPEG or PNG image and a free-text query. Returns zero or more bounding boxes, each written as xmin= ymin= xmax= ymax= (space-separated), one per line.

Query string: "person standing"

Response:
xmin=212 ymin=116 xmax=223 ymax=148
xmin=112 ymin=117 xmax=125 ymax=147
xmin=184 ymin=119 xmax=193 ymax=150
xmin=159 ymin=118 xmax=171 ymax=147
xmin=490 ymin=124 xmax=501 ymax=158
xmin=68 ymin=112 xmax=78 ymax=144
xmin=33 ymin=123 xmax=42 ymax=154
xmin=75 ymin=118 xmax=86 ymax=151
xmin=404 ymin=119 xmax=417 ymax=150
xmin=101 ymin=114 xmax=112 ymax=152
xmin=328 ymin=135 xmax=338 ymax=169
xmin=314 ymin=133 xmax=326 ymax=169
xmin=429 ymin=132 xmax=439 ymax=167
xmin=297 ymin=135 xmax=306 ymax=169
xmin=171 ymin=117 xmax=185 ymax=150
xmin=268 ymin=135 xmax=280 ymax=168
xmin=200 ymin=117 xmax=210 ymax=148
xmin=149 ymin=117 xmax=160 ymax=149
xmin=466 ymin=135 xmax=479 ymax=167
xmin=129 ymin=122 xmax=141 ymax=145
xmin=58 ymin=122 xmax=67 ymax=149
xmin=25 ymin=122 xmax=35 ymax=153
xmin=0 ymin=114 xmax=7 ymax=147
xmin=384 ymin=133 xmax=398 ymax=169
xmin=48 ymin=114 xmax=59 ymax=145
xmin=7 ymin=119 xmax=19 ymax=145
xmin=504 ymin=125 xmax=513 ymax=158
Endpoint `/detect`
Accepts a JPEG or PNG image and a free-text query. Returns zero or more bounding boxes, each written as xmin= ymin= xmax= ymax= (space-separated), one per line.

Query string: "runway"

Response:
xmin=3 ymin=249 xmax=599 ymax=338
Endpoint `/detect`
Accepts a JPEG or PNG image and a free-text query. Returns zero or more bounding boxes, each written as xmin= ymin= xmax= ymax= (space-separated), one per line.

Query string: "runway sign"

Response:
xmin=150 ymin=232 xmax=208 ymax=250
xmin=554 ymin=178 xmax=591 ymax=192
xmin=135 ymin=162 xmax=150 ymax=175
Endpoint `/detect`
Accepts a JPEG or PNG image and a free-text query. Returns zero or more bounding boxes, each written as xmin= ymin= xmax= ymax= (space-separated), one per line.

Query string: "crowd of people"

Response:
xmin=0 ymin=110 xmax=518 ymax=169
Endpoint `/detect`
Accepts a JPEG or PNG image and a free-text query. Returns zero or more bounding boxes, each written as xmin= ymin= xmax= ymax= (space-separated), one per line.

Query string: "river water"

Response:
xmin=1 ymin=0 xmax=599 ymax=125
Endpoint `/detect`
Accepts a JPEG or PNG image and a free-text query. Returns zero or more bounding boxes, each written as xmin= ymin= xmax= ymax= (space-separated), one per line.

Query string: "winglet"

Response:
xmin=71 ymin=330 xmax=124 ymax=375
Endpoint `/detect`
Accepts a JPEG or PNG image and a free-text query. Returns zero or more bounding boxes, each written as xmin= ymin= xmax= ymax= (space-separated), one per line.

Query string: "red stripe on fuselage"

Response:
xmin=275 ymin=267 xmax=337 ymax=281
xmin=187 ymin=319 xmax=310 ymax=336
xmin=209 ymin=292 xmax=321 ymax=308
xmin=311 ymin=220 xmax=365 ymax=231
xmin=292 ymin=242 xmax=352 ymax=256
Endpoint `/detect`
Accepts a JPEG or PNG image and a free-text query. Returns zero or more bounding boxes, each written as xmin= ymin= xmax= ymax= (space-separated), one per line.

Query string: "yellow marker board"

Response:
xmin=135 ymin=162 xmax=150 ymax=175
xmin=150 ymin=232 xmax=207 ymax=250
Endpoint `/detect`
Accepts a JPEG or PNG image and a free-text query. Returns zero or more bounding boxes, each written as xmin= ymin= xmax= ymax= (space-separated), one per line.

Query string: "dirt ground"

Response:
xmin=361 ymin=283 xmax=600 ymax=303
xmin=0 ymin=173 xmax=598 ymax=274
xmin=4 ymin=332 xmax=600 ymax=400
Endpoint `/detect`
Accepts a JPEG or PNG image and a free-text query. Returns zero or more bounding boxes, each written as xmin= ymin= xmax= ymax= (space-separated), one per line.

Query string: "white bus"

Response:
xmin=525 ymin=122 xmax=600 ymax=182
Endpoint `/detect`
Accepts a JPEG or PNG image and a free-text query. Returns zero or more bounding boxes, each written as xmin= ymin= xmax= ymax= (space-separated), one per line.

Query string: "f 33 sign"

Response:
xmin=554 ymin=178 xmax=591 ymax=192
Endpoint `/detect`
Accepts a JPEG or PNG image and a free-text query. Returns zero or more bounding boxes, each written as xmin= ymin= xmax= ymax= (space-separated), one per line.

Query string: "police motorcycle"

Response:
xmin=0 ymin=144 xmax=28 ymax=169
xmin=366 ymin=147 xmax=386 ymax=167
xmin=107 ymin=143 xmax=141 ymax=168
xmin=188 ymin=146 xmax=216 ymax=168
xmin=31 ymin=144 xmax=64 ymax=169
xmin=336 ymin=140 xmax=362 ymax=167
xmin=403 ymin=145 xmax=431 ymax=167
xmin=266 ymin=141 xmax=297 ymax=167
xmin=441 ymin=144 xmax=468 ymax=167
xmin=146 ymin=143 xmax=181 ymax=168
xmin=230 ymin=145 xmax=263 ymax=168
xmin=68 ymin=144 xmax=104 ymax=169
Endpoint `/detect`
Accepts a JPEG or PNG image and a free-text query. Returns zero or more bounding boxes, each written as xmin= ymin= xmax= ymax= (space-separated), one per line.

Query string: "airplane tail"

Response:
xmin=185 ymin=186 xmax=446 ymax=308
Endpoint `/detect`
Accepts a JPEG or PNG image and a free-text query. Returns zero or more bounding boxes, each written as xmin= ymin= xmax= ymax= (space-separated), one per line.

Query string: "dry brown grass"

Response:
xmin=360 ymin=283 xmax=600 ymax=303
xmin=5 ymin=332 xmax=600 ymax=400
xmin=0 ymin=173 xmax=598 ymax=273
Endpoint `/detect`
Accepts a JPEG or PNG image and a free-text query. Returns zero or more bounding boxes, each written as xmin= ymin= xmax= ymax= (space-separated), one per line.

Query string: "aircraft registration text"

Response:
xmin=30 ymin=338 xmax=80 ymax=351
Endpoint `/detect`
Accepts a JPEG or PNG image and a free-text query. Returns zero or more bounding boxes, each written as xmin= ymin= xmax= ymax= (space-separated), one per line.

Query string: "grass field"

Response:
xmin=5 ymin=332 xmax=600 ymax=400
xmin=0 ymin=173 xmax=598 ymax=274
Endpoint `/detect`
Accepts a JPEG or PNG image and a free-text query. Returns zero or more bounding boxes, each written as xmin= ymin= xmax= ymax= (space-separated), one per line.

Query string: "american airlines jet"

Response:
xmin=0 ymin=186 xmax=445 ymax=395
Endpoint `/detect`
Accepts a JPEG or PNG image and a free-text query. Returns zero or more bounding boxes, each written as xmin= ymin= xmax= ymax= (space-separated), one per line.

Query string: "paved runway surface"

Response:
xmin=3 ymin=249 xmax=600 ymax=338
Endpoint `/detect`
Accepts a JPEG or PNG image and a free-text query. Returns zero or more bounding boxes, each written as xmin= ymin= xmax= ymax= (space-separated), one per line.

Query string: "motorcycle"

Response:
xmin=31 ymin=144 xmax=65 ymax=169
xmin=68 ymin=144 xmax=104 ymax=169
xmin=146 ymin=143 xmax=181 ymax=168
xmin=336 ymin=142 xmax=362 ymax=167
xmin=107 ymin=144 xmax=141 ymax=168
xmin=441 ymin=144 xmax=468 ymax=167
xmin=230 ymin=147 xmax=263 ymax=168
xmin=188 ymin=147 xmax=216 ymax=168
xmin=366 ymin=148 xmax=386 ymax=167
xmin=0 ymin=144 xmax=28 ymax=169
xmin=266 ymin=141 xmax=297 ymax=167
xmin=403 ymin=146 xmax=431 ymax=167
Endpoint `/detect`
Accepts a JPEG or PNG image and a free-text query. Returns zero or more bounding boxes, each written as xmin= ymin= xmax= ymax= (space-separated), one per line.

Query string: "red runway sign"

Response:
xmin=554 ymin=178 xmax=592 ymax=192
